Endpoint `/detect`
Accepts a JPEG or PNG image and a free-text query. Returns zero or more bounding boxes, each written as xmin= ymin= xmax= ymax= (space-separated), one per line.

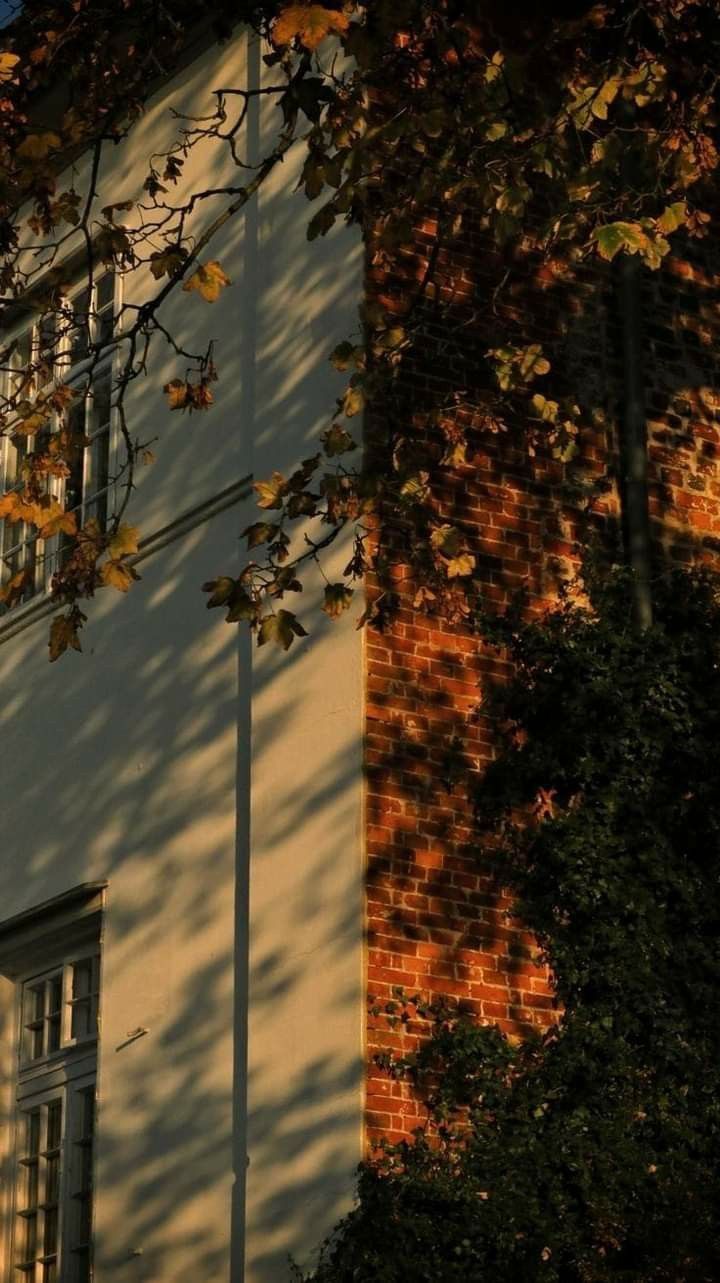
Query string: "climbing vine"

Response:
xmin=303 ymin=565 xmax=720 ymax=1282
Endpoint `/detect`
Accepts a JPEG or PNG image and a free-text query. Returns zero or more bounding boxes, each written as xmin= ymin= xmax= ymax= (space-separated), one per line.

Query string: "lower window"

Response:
xmin=0 ymin=886 xmax=104 ymax=1283
xmin=15 ymin=1078 xmax=95 ymax=1283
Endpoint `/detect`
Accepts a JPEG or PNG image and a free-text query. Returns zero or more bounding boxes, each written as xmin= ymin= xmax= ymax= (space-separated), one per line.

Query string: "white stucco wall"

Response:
xmin=0 ymin=28 xmax=363 ymax=1283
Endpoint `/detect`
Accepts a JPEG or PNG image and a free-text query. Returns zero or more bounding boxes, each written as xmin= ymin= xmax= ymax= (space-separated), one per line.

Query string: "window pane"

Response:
xmin=69 ymin=289 xmax=90 ymax=363
xmin=48 ymin=976 xmax=62 ymax=1014
xmin=27 ymin=1110 xmax=41 ymax=1157
xmin=30 ymin=984 xmax=45 ymax=1023
xmin=96 ymin=273 xmax=114 ymax=312
xmin=25 ymin=1159 xmax=39 ymax=1210
xmin=46 ymin=1100 xmax=62 ymax=1151
xmin=70 ymin=1000 xmax=91 ymax=1041
xmin=72 ymin=960 xmax=91 ymax=1000
xmin=23 ymin=1210 xmax=37 ymax=1263
xmin=46 ymin=1016 xmax=60 ymax=1054
xmin=37 ymin=315 xmax=55 ymax=387
xmin=43 ymin=1205 xmax=58 ymax=1258
xmin=95 ymin=272 xmax=114 ymax=346
xmin=89 ymin=369 xmax=111 ymax=435
xmin=71 ymin=958 xmax=98 ymax=1040
xmin=45 ymin=1151 xmax=60 ymax=1204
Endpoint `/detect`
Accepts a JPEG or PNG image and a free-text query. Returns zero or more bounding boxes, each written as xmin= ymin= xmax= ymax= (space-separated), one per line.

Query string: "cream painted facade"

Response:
xmin=0 ymin=28 xmax=364 ymax=1283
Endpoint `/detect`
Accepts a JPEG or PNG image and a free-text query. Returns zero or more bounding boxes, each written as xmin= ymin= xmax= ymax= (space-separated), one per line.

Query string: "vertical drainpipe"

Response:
xmin=617 ymin=250 xmax=653 ymax=631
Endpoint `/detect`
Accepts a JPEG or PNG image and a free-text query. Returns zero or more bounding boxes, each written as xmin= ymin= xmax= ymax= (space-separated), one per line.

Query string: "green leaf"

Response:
xmin=242 ymin=521 xmax=280 ymax=549
xmin=258 ymin=609 xmax=308 ymax=650
xmin=593 ymin=222 xmax=635 ymax=261
xmin=431 ymin=524 xmax=462 ymax=558
xmin=591 ymin=76 xmax=621 ymax=120
xmin=329 ymin=341 xmax=357 ymax=372
xmin=657 ymin=201 xmax=687 ymax=234
xmin=322 ymin=424 xmax=356 ymax=456
xmin=322 ymin=583 xmax=354 ymax=618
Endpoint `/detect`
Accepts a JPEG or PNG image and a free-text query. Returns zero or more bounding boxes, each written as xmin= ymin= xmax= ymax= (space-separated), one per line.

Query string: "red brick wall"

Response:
xmin=363 ymin=225 xmax=720 ymax=1144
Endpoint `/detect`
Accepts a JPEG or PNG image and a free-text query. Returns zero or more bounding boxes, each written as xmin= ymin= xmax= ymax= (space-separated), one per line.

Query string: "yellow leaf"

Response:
xmin=38 ymin=502 xmax=77 ymax=539
xmin=182 ymin=260 xmax=231 ymax=303
xmin=0 ymin=52 xmax=20 ymax=83
xmin=273 ymin=5 xmax=350 ymax=51
xmin=108 ymin=522 xmax=140 ymax=559
xmin=446 ymin=553 xmax=476 ymax=579
xmin=14 ymin=410 xmax=51 ymax=437
xmin=254 ymin=472 xmax=286 ymax=509
xmin=0 ymin=568 xmax=29 ymax=608
xmin=17 ymin=131 xmax=62 ymax=161
xmin=431 ymin=524 xmax=462 ymax=557
xmin=591 ymin=76 xmax=621 ymax=121
xmin=657 ymin=201 xmax=687 ymax=234
xmin=100 ymin=560 xmax=138 ymax=593
xmin=0 ymin=491 xmax=41 ymax=526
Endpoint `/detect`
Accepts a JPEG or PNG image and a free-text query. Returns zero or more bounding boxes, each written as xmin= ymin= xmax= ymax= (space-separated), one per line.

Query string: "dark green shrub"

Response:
xmin=305 ymin=569 xmax=720 ymax=1282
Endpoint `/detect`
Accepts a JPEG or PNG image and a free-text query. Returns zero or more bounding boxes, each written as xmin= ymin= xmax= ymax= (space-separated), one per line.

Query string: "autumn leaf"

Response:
xmin=164 ymin=379 xmax=189 ymax=410
xmin=254 ymin=472 xmax=287 ymax=509
xmin=17 ymin=132 xmax=62 ymax=161
xmin=0 ymin=568 xmax=30 ymax=608
xmin=322 ymin=583 xmax=354 ymax=618
xmin=342 ymin=383 xmax=365 ymax=417
xmin=591 ymin=76 xmax=621 ymax=120
xmin=49 ymin=611 xmax=83 ymax=662
xmin=100 ymin=560 xmax=139 ymax=592
xmin=182 ymin=260 xmax=231 ymax=303
xmin=37 ymin=502 xmax=77 ymax=539
xmin=273 ymin=5 xmax=349 ymax=51
xmin=446 ymin=552 xmax=476 ymax=579
xmin=657 ymin=201 xmax=687 ymax=234
xmin=258 ymin=609 xmax=308 ymax=650
xmin=0 ymin=492 xmax=41 ymax=526
xmin=203 ymin=577 xmax=259 ymax=622
xmin=322 ymin=423 xmax=356 ymax=456
xmin=0 ymin=52 xmax=20 ymax=83
xmin=431 ymin=524 xmax=462 ymax=558
xmin=14 ymin=410 xmax=51 ymax=437
xmin=108 ymin=523 xmax=140 ymax=559
xmin=203 ymin=576 xmax=236 ymax=608
xmin=149 ymin=247 xmax=187 ymax=279
xmin=241 ymin=521 xmax=279 ymax=549
xmin=189 ymin=380 xmax=214 ymax=410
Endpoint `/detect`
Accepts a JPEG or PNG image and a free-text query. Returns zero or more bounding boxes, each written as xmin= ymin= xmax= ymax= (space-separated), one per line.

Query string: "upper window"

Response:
xmin=0 ymin=885 xmax=104 ymax=1283
xmin=0 ymin=272 xmax=116 ymax=608
xmin=21 ymin=955 xmax=100 ymax=1066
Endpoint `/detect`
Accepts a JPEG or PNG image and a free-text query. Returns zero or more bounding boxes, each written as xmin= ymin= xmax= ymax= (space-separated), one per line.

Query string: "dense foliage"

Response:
xmin=303 ymin=567 xmax=720 ymax=1282
xmin=1 ymin=2 xmax=719 ymax=652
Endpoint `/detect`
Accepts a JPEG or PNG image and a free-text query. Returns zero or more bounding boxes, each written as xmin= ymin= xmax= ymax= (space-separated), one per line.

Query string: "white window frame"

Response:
xmin=0 ymin=886 xmax=105 ymax=1283
xmin=0 ymin=271 xmax=120 ymax=609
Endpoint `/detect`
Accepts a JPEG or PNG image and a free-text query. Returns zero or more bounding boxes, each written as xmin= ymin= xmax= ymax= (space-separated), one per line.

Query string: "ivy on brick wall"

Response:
xmin=303 ymin=565 xmax=720 ymax=1282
